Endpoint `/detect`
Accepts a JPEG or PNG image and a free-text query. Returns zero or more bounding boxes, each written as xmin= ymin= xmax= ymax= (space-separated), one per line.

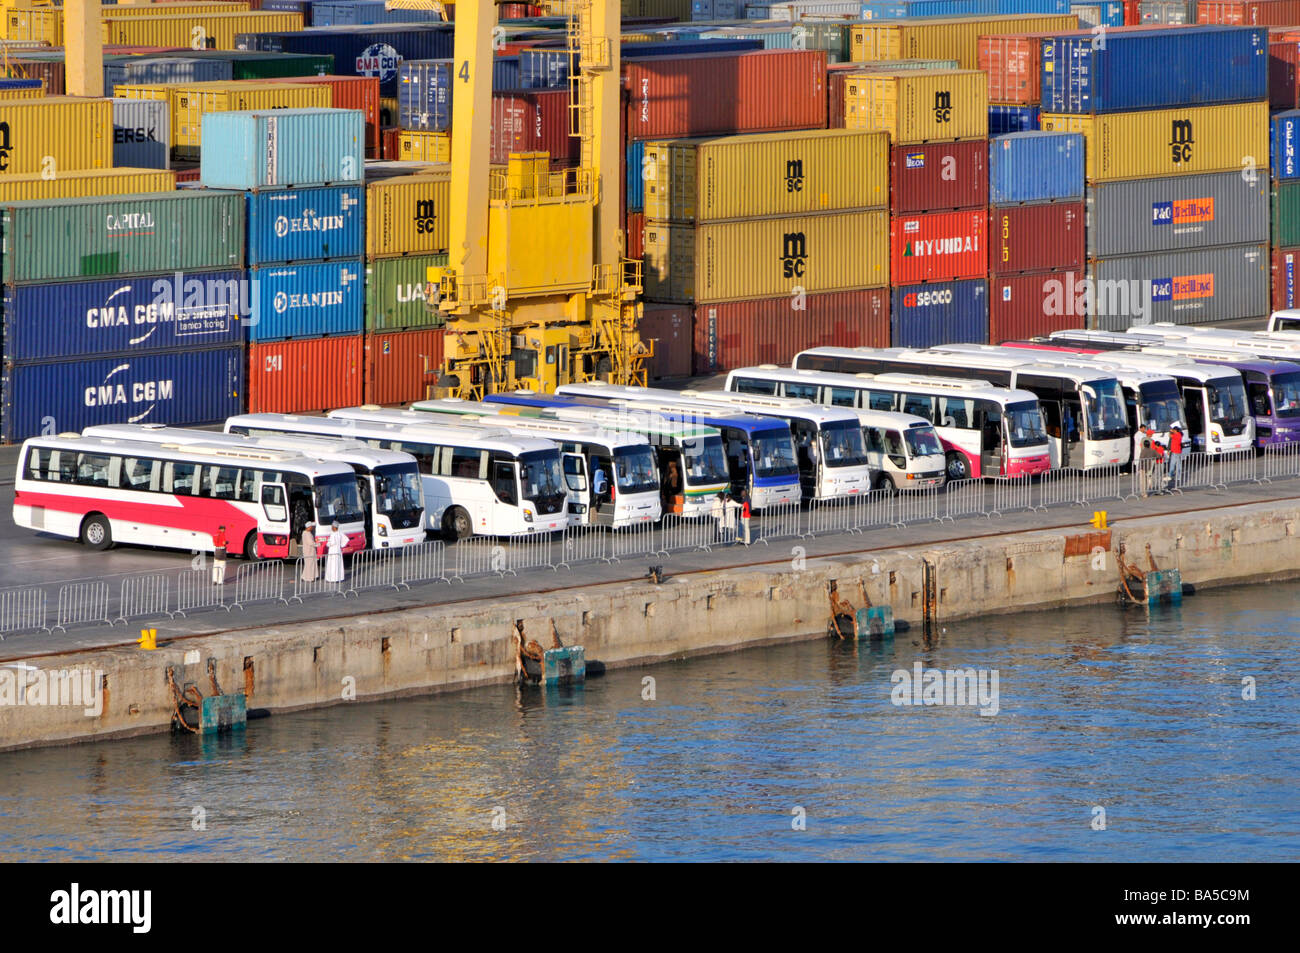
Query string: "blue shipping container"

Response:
xmin=519 ymin=49 xmax=569 ymax=89
xmin=244 ymin=185 xmax=364 ymax=265
xmin=1068 ymin=1 xmax=1125 ymax=26
xmin=200 ymin=109 xmax=365 ymax=190
xmin=248 ymin=259 xmax=364 ymax=342
xmin=1040 ymin=26 xmax=1269 ymax=114
xmin=627 ymin=140 xmax=645 ymax=211
xmin=988 ymin=131 xmax=1084 ymax=205
xmin=1 ymin=346 xmax=246 ymax=444
xmin=989 ymin=104 xmax=1040 ymax=136
xmin=1271 ymin=110 xmax=1300 ymax=181
xmin=103 ymin=56 xmax=231 ymax=96
xmin=398 ymin=59 xmax=522 ymax=130
xmin=309 ymin=1 xmax=450 ymax=26
xmin=890 ymin=280 xmax=989 ymax=350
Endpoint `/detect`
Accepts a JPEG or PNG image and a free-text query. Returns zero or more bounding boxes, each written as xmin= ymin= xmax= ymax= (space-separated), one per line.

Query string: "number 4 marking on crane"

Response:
xmin=459 ymin=61 xmax=470 ymax=83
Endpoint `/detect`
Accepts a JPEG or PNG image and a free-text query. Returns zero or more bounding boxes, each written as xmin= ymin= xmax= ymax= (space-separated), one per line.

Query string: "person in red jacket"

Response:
xmin=1166 ymin=424 xmax=1185 ymax=488
xmin=212 ymin=525 xmax=228 ymax=585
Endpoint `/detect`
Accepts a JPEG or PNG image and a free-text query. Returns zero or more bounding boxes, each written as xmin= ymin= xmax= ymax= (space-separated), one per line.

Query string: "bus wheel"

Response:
xmin=945 ymin=453 xmax=970 ymax=481
xmin=80 ymin=514 xmax=114 ymax=551
xmin=443 ymin=507 xmax=473 ymax=541
xmin=243 ymin=532 xmax=260 ymax=561
xmin=873 ymin=474 xmax=896 ymax=494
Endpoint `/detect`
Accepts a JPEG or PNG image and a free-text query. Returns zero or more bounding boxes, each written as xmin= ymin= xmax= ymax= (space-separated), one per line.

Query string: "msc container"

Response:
xmin=643 ymin=130 xmax=889 ymax=224
xmin=1042 ymin=102 xmax=1269 ymax=181
xmin=1 ymin=346 xmax=246 ymax=445
xmin=988 ymin=131 xmax=1084 ymax=205
xmin=1270 ymin=245 xmax=1300 ymax=310
xmin=103 ymin=12 xmax=305 ymax=51
xmin=0 ymin=98 xmax=113 ymax=176
xmin=890 ymin=140 xmax=988 ymax=214
xmin=103 ymin=56 xmax=233 ymax=95
xmin=845 ymin=70 xmax=988 ymax=145
xmin=1088 ymin=244 xmax=1269 ymax=329
xmin=1272 ymin=109 xmax=1300 ymax=178
xmin=398 ymin=130 xmax=451 ymax=163
xmin=0 ymin=168 xmax=176 ymax=204
xmin=1086 ymin=170 xmax=1270 ymax=257
xmin=639 ymin=303 xmax=694 ymax=379
xmin=263 ymin=75 xmax=382 ymax=158
xmin=1070 ymin=1 xmax=1126 ymax=25
xmin=363 ymin=328 xmax=445 ymax=405
xmin=988 ymin=269 xmax=1086 ymax=342
xmin=1 ymin=191 xmax=245 ymax=284
xmin=1198 ymin=0 xmax=1300 ymax=22
xmin=490 ymin=90 xmax=578 ymax=167
xmin=989 ymin=103 xmax=1041 ymax=135
xmin=244 ymin=185 xmax=364 ymax=265
xmin=889 ymin=279 xmax=989 ymax=349
xmin=199 ymin=108 xmax=365 ymax=188
xmin=366 ymin=173 xmax=451 ymax=258
xmin=1273 ymin=180 xmax=1300 ymax=245
xmin=1138 ymin=0 xmax=1193 ymax=22
xmin=692 ymin=289 xmax=890 ymax=375
xmin=849 ymin=14 xmax=1078 ymax=69
xmin=3 ymin=270 xmax=246 ymax=363
xmin=365 ymin=253 xmax=448 ymax=331
xmin=248 ymin=334 xmax=363 ymax=414
xmin=643 ymin=210 xmax=890 ymax=304
xmin=247 ymin=259 xmax=364 ymax=341
xmin=111 ymin=99 xmax=170 ymax=170
xmin=889 ymin=209 xmax=986 ymax=285
xmin=989 ymin=201 xmax=1085 ymax=275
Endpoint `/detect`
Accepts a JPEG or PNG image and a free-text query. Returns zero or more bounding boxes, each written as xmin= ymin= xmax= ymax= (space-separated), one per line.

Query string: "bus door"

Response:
xmin=1182 ymin=387 xmax=1207 ymax=450
xmin=488 ymin=455 xmax=520 ymax=528
xmin=561 ymin=452 xmax=590 ymax=525
xmin=1038 ymin=399 xmax=1063 ymax=467
xmin=1063 ymin=396 xmax=1083 ymax=467
xmin=355 ymin=473 xmax=374 ymax=546
xmin=977 ymin=407 xmax=1003 ymax=477
xmin=721 ymin=427 xmax=751 ymax=499
xmin=262 ymin=482 xmax=291 ymax=540
xmin=792 ymin=419 xmax=819 ymax=497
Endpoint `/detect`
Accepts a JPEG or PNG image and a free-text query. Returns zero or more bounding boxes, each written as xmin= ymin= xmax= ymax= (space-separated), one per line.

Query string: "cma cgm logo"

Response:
xmin=414 ymin=198 xmax=438 ymax=234
xmin=1152 ymin=198 xmax=1214 ymax=226
xmin=1151 ymin=273 xmax=1215 ymax=302
xmin=356 ymin=43 xmax=400 ymax=84
xmin=274 ymin=209 xmax=345 ymax=238
xmin=933 ymin=91 xmax=952 ymax=124
xmin=785 ymin=159 xmax=804 ymax=193
xmin=903 ymin=289 xmax=953 ymax=308
xmin=84 ymin=364 xmax=174 ymax=408
xmin=781 ymin=232 xmax=807 ymax=278
xmin=1170 ymin=119 xmax=1194 ymax=164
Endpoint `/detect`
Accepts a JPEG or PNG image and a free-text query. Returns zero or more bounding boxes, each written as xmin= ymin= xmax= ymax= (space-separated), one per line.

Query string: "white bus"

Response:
xmin=14 ymin=432 xmax=366 ymax=559
xmin=723 ymin=365 xmax=1051 ymax=481
xmin=849 ymin=408 xmax=947 ymax=492
xmin=217 ymin=413 xmax=569 ymax=539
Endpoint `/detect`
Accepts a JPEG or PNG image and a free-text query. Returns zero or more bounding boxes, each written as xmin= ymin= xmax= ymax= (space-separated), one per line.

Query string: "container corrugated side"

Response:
xmin=1270 ymin=245 xmax=1300 ymax=311
xmin=1088 ymin=244 xmax=1269 ymax=329
xmin=640 ymin=303 xmax=694 ymax=379
xmin=163 ymin=82 xmax=332 ymax=156
xmin=0 ymin=168 xmax=176 ymax=204
xmin=889 ymin=279 xmax=989 ymax=349
xmin=365 ymin=253 xmax=448 ymax=331
xmin=11 ymin=58 xmax=65 ymax=96
xmin=989 ymin=201 xmax=1084 ymax=275
xmin=1270 ymin=38 xmax=1300 ymax=109
xmin=1273 ymin=180 xmax=1300 ymax=245
xmin=111 ymin=99 xmax=170 ymax=170
xmin=889 ymin=209 xmax=986 ymax=284
xmin=989 ymin=269 xmax=1086 ymax=342
xmin=311 ymin=1 xmax=450 ymax=25
xmin=363 ymin=328 xmax=444 ymax=405
xmin=263 ymin=75 xmax=382 ymax=157
xmin=199 ymin=108 xmax=365 ymax=189
xmin=978 ymin=32 xmax=1046 ymax=105
xmin=397 ymin=131 xmax=451 ymax=163
xmin=1070 ymin=1 xmax=1126 ymax=26
xmin=248 ymin=259 xmax=364 ymax=341
xmin=1 ymin=191 xmax=245 ymax=284
xmin=1198 ymin=0 xmax=1300 ymax=24
xmin=1270 ymin=109 xmax=1300 ymax=178
xmin=365 ymin=173 xmax=450 ymax=258
xmin=889 ymin=140 xmax=988 ymax=214
xmin=106 ymin=58 xmax=233 ymax=96
xmin=989 ymin=103 xmax=1041 ymax=135
xmin=627 ymin=139 xmax=646 ymax=210
xmin=99 ymin=3 xmax=253 ymax=20
xmin=988 ymin=131 xmax=1084 ymax=204
xmin=248 ymin=334 xmax=363 ymax=414
xmin=243 ymin=185 xmax=364 ymax=265
xmin=102 ymin=12 xmax=304 ymax=51
xmin=489 ymin=90 xmax=578 ymax=168
xmin=849 ymin=14 xmax=1078 ymax=68
xmin=643 ymin=129 xmax=889 ymax=224
xmin=0 ymin=98 xmax=113 ymax=176
xmin=844 ymin=70 xmax=988 ymax=144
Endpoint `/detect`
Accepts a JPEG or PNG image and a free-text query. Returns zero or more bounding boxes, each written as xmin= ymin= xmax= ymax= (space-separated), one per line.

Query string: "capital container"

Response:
xmin=1273 ymin=180 xmax=1300 ymax=245
xmin=1271 ymin=109 xmax=1300 ymax=177
xmin=1198 ymin=0 xmax=1300 ymax=23
xmin=844 ymin=70 xmax=988 ymax=144
xmin=989 ymin=269 xmax=1086 ymax=342
xmin=111 ymin=98 xmax=171 ymax=170
xmin=198 ymin=108 xmax=365 ymax=189
xmin=248 ymin=334 xmax=362 ymax=413
xmin=247 ymin=259 xmax=364 ymax=341
xmin=1270 ymin=245 xmax=1300 ymax=310
xmin=262 ymin=75 xmax=382 ymax=157
xmin=639 ymin=303 xmax=694 ymax=379
xmin=0 ymin=167 xmax=176 ymax=204
xmin=1 ymin=191 xmax=245 ymax=284
xmin=1087 ymin=244 xmax=1270 ymax=329
xmin=989 ymin=201 xmax=1085 ymax=275
xmin=103 ymin=12 xmax=305 ymax=51
xmin=243 ymin=184 xmax=364 ymax=265
xmin=849 ymin=14 xmax=1077 ymax=69
xmin=889 ymin=279 xmax=989 ymax=349
xmin=989 ymin=103 xmax=1040 ymax=135
xmin=1 ymin=346 xmax=246 ymax=444
xmin=363 ymin=328 xmax=445 ymax=405
xmin=365 ymin=173 xmax=451 ymax=258
xmin=890 ymin=140 xmax=988 ymax=214
xmin=0 ymin=98 xmax=113 ymax=176
xmin=988 ymin=131 xmax=1084 ymax=204
xmin=889 ymin=209 xmax=986 ymax=285
xmin=365 ymin=253 xmax=448 ymax=331
xmin=103 ymin=56 xmax=232 ymax=95
xmin=3 ymin=270 xmax=246 ymax=363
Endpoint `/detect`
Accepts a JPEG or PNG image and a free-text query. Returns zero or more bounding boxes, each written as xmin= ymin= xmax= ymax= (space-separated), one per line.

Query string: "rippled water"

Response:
xmin=1 ymin=582 xmax=1297 ymax=861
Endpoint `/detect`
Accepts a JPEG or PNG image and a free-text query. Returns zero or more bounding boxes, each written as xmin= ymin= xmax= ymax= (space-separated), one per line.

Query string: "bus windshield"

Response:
xmin=519 ymin=451 xmax=566 ymax=513
xmin=682 ymin=436 xmax=731 ymax=486
xmin=1082 ymin=379 xmax=1129 ymax=440
xmin=1272 ymin=371 xmax=1300 ymax=418
xmin=1138 ymin=381 xmax=1184 ymax=430
xmin=818 ymin=420 xmax=869 ymax=468
xmin=751 ymin=429 xmax=800 ymax=479
xmin=1005 ymin=401 xmax=1048 ymax=448
xmin=903 ymin=426 xmax=944 ymax=458
xmin=1207 ymin=377 xmax=1249 ymax=423
xmin=613 ymin=445 xmax=659 ymax=494
xmin=374 ymin=463 xmax=423 ymax=521
xmin=314 ymin=473 xmax=364 ymax=525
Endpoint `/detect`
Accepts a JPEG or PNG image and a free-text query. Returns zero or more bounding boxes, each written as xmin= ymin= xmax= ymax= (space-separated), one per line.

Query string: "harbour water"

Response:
xmin=1 ymin=581 xmax=1297 ymax=862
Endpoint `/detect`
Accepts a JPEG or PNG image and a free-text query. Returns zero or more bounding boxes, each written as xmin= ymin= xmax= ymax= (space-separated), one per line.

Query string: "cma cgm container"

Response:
xmin=889 ymin=279 xmax=989 ymax=349
xmin=890 ymin=209 xmax=986 ymax=285
xmin=989 ymin=202 xmax=1085 ymax=274
xmin=1042 ymin=102 xmax=1269 ymax=181
xmin=643 ymin=130 xmax=889 ymax=224
xmin=365 ymin=253 xmax=448 ymax=331
xmin=247 ymin=259 xmax=364 ymax=341
xmin=248 ymin=334 xmax=363 ymax=413
xmin=1 ymin=346 xmax=246 ymax=444
xmin=244 ymin=185 xmax=364 ymax=264
xmin=1086 ymin=170 xmax=1269 ymax=257
xmin=989 ymin=269 xmax=1086 ymax=342
xmin=363 ymin=328 xmax=445 ymax=405
xmin=366 ymin=173 xmax=451 ymax=258
xmin=988 ymin=131 xmax=1084 ymax=204
xmin=111 ymin=98 xmax=170 ymax=170
xmin=0 ymin=98 xmax=113 ymax=176
xmin=639 ymin=303 xmax=693 ymax=380
xmin=1088 ymin=244 xmax=1270 ymax=329
xmin=890 ymin=140 xmax=988 ymax=213
xmin=1 ymin=192 xmax=244 ymax=285
xmin=0 ymin=168 xmax=176 ymax=204
xmin=644 ymin=210 xmax=889 ymax=303
xmin=1271 ymin=109 xmax=1300 ymax=178
xmin=1270 ymin=246 xmax=1300 ymax=310
xmin=844 ymin=70 xmax=988 ymax=144
xmin=199 ymin=109 xmax=365 ymax=189
xmin=849 ymin=14 xmax=1078 ymax=68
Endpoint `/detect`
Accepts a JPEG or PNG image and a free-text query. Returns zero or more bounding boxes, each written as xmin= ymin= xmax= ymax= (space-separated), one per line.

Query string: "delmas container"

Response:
xmin=244 ymin=185 xmax=364 ymax=265
xmin=199 ymin=109 xmax=365 ymax=189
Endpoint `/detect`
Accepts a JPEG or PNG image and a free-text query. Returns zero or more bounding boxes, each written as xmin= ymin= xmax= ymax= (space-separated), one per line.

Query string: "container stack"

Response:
xmin=978 ymin=30 xmax=1045 ymax=136
xmin=1269 ymin=109 xmax=1300 ymax=310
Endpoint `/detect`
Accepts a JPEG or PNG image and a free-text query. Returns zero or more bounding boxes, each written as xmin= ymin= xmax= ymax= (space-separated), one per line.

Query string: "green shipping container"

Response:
xmin=228 ymin=53 xmax=335 ymax=80
xmin=365 ymin=253 xmax=449 ymax=331
xmin=1 ymin=191 xmax=245 ymax=284
xmin=1273 ymin=182 xmax=1300 ymax=248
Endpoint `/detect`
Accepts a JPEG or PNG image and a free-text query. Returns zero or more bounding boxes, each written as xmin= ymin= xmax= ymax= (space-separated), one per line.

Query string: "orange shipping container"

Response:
xmin=264 ymin=75 xmax=382 ymax=158
xmin=363 ymin=329 xmax=445 ymax=405
xmin=249 ymin=335 xmax=363 ymax=414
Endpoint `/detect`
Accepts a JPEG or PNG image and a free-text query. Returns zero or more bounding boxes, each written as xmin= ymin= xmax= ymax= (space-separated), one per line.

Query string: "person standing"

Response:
xmin=300 ymin=520 xmax=319 ymax=583
xmin=591 ymin=463 xmax=608 ymax=515
xmin=662 ymin=459 xmax=682 ymax=514
xmin=1136 ymin=426 xmax=1158 ymax=497
xmin=739 ymin=489 xmax=752 ymax=545
xmin=211 ymin=525 xmax=228 ymax=585
xmin=324 ymin=520 xmax=346 ymax=584
xmin=1166 ymin=423 xmax=1185 ymax=488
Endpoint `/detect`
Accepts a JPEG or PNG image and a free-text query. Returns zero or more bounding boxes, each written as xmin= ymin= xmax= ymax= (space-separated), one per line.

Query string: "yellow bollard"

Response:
xmin=137 ymin=628 xmax=157 ymax=651
xmin=1090 ymin=511 xmax=1108 ymax=530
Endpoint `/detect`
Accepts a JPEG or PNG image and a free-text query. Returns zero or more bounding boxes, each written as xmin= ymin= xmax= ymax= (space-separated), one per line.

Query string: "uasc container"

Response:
xmin=247 ymin=259 xmax=364 ymax=341
xmin=199 ymin=108 xmax=365 ymax=188
xmin=890 ymin=209 xmax=986 ymax=285
xmin=366 ymin=172 xmax=451 ymax=258
xmin=245 ymin=184 xmax=365 ymax=265
xmin=889 ymin=140 xmax=988 ymax=214
xmin=988 ymin=131 xmax=1084 ymax=204
xmin=844 ymin=70 xmax=988 ymax=145
xmin=365 ymin=253 xmax=448 ymax=331
xmin=0 ymin=98 xmax=113 ymax=176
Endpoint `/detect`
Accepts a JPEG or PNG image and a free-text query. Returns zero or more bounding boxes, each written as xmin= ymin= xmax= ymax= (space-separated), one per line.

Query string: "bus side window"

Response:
xmin=734 ymin=377 xmax=776 ymax=396
xmin=865 ymin=428 xmax=884 ymax=454
xmin=1248 ymin=381 xmax=1270 ymax=416
xmin=829 ymin=387 xmax=856 ymax=407
xmin=884 ymin=430 xmax=905 ymax=458
xmin=868 ymin=391 xmax=894 ymax=412
xmin=75 ymin=452 xmax=113 ymax=488
xmin=786 ymin=383 xmax=818 ymax=401
xmin=25 ymin=447 xmax=43 ymax=481
xmin=165 ymin=461 xmax=199 ymax=495
xmin=122 ymin=457 xmax=158 ymax=492
xmin=451 ymin=447 xmax=481 ymax=479
xmin=237 ymin=468 xmax=259 ymax=503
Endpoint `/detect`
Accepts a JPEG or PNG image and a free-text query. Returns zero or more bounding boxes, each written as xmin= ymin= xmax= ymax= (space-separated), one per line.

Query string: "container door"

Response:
xmin=981 ymin=416 xmax=1003 ymax=478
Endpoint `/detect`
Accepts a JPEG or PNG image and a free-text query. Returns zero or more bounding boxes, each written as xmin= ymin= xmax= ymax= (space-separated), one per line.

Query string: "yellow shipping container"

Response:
xmin=366 ymin=172 xmax=452 ymax=258
xmin=0 ymin=78 xmax=45 ymax=98
xmin=398 ymin=131 xmax=451 ymax=163
xmin=2 ymin=7 xmax=60 ymax=45
xmin=644 ymin=129 xmax=889 ymax=225
xmin=643 ymin=210 xmax=890 ymax=304
xmin=99 ymin=2 xmax=251 ymax=19
xmin=1042 ymin=102 xmax=1269 ymax=182
xmin=850 ymin=14 xmax=1076 ymax=69
xmin=0 ymin=97 xmax=112 ymax=175
xmin=844 ymin=69 xmax=987 ymax=145
xmin=0 ymin=167 xmax=176 ymax=202
xmin=102 ymin=12 xmax=302 ymax=51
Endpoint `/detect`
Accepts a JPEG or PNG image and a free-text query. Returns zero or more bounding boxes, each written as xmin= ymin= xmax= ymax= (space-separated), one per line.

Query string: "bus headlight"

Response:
xmin=378 ymin=524 xmax=388 ymax=537
xmin=1212 ymin=433 xmax=1221 ymax=443
xmin=523 ymin=510 xmax=534 ymax=522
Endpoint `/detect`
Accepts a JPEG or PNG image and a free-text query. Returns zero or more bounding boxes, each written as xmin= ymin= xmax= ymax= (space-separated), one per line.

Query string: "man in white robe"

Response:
xmin=324 ymin=520 xmax=346 ymax=584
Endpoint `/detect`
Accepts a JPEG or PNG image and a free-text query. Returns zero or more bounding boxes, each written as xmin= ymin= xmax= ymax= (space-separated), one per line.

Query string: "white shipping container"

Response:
xmin=111 ymin=98 xmax=170 ymax=170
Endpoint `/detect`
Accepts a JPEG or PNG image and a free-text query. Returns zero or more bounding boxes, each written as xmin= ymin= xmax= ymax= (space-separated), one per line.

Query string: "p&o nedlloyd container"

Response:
xmin=1087 ymin=244 xmax=1270 ymax=329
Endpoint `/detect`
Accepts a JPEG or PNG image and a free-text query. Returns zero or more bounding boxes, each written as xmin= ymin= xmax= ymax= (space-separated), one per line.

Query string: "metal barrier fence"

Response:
xmin=857 ymin=489 xmax=895 ymax=531
xmin=609 ymin=520 xmax=659 ymax=562
xmin=453 ymin=537 xmax=503 ymax=579
xmin=753 ymin=500 xmax=802 ymax=544
xmin=54 ymin=581 xmax=111 ymax=632
xmin=1129 ymin=458 xmax=1170 ymax=499
xmin=1260 ymin=442 xmax=1300 ymax=482
xmin=1176 ymin=452 xmax=1213 ymax=492
xmin=175 ymin=569 xmax=228 ymax=616
xmin=1216 ymin=449 xmax=1255 ymax=489
xmin=1037 ymin=468 xmax=1084 ymax=510
xmin=289 ymin=559 xmax=345 ymax=603
xmin=805 ymin=497 xmax=862 ymax=537
xmin=346 ymin=548 xmax=401 ymax=594
xmin=0 ymin=586 xmax=47 ymax=638
xmin=987 ymin=475 xmax=1034 ymax=516
xmin=231 ymin=561 xmax=288 ymax=609
xmin=556 ymin=526 xmax=611 ymax=568
xmin=894 ymin=484 xmax=941 ymax=526
xmin=943 ymin=479 xmax=985 ymax=522
xmin=115 ymin=573 xmax=172 ymax=624
xmin=659 ymin=513 xmax=718 ymax=553
xmin=399 ymin=541 xmax=450 ymax=585
xmin=504 ymin=533 xmax=556 ymax=574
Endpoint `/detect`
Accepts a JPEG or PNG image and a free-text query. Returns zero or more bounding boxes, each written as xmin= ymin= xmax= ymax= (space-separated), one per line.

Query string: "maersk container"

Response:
xmin=365 ymin=253 xmax=448 ymax=331
xmin=3 ymin=270 xmax=245 ymax=363
xmin=1088 ymin=244 xmax=1269 ymax=329
xmin=1069 ymin=1 xmax=1126 ymax=24
xmin=103 ymin=56 xmax=231 ymax=95
xmin=1 ymin=192 xmax=245 ymax=285
xmin=247 ymin=259 xmax=364 ymax=341
xmin=1271 ymin=110 xmax=1300 ymax=180
xmin=1086 ymin=170 xmax=1269 ymax=257
xmin=1 ymin=346 xmax=246 ymax=445
xmin=199 ymin=109 xmax=365 ymax=189
xmin=989 ymin=104 xmax=1040 ymax=136
xmin=244 ymin=185 xmax=364 ymax=265
xmin=111 ymin=98 xmax=170 ymax=170
xmin=988 ymin=131 xmax=1084 ymax=205
xmin=1040 ymin=26 xmax=1268 ymax=113
xmin=889 ymin=279 xmax=989 ymax=349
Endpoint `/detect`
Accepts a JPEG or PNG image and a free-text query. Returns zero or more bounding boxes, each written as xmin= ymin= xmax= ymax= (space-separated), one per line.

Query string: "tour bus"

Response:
xmin=204 ymin=413 xmax=569 ymax=539
xmin=794 ymin=346 xmax=1131 ymax=470
xmin=334 ymin=405 xmax=661 ymax=529
xmin=722 ymin=365 xmax=1051 ymax=480
xmin=1119 ymin=322 xmax=1300 ymax=352
xmin=13 ymin=432 xmax=366 ymax=559
xmin=1270 ymin=310 xmax=1300 ymax=333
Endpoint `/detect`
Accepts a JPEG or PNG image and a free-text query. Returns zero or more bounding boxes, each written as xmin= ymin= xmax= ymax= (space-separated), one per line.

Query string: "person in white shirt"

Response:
xmin=324 ymin=520 xmax=346 ymax=584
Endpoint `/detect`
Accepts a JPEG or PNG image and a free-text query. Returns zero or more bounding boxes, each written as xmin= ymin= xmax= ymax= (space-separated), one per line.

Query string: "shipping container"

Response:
xmin=889 ymin=140 xmax=988 ymax=214
xmin=627 ymin=139 xmax=646 ymax=210
xmin=1 ymin=346 xmax=246 ymax=444
xmin=143 ymin=49 xmax=335 ymax=81
xmin=111 ymin=98 xmax=171 ymax=170
xmin=363 ymin=328 xmax=445 ymax=405
xmin=311 ymin=1 xmax=450 ymax=25
xmin=1271 ymin=108 xmax=1300 ymax=178
xmin=988 ymin=131 xmax=1084 ymax=204
xmin=1198 ymin=0 xmax=1300 ymax=23
xmin=639 ymin=303 xmax=694 ymax=379
xmin=263 ymin=75 xmax=382 ymax=157
xmin=99 ymin=3 xmax=254 ymax=21
xmin=1 ymin=7 xmax=61 ymax=45
xmin=382 ymin=125 xmax=401 ymax=160
xmin=199 ymin=108 xmax=365 ymax=188
xmin=978 ymin=32 xmax=1047 ymax=105
xmin=0 ymin=168 xmax=176 ymax=204
xmin=644 ymin=209 xmax=890 ymax=303
xmin=627 ymin=209 xmax=646 ymax=261
xmin=247 ymin=259 xmax=364 ymax=341
xmin=989 ymin=103 xmax=1041 ymax=135
xmin=104 ymin=56 xmax=233 ymax=95
xmin=103 ymin=12 xmax=305 ymax=51
xmin=365 ymin=253 xmax=448 ymax=331
xmin=1088 ymin=244 xmax=1269 ymax=329
xmin=1270 ymin=37 xmax=1300 ymax=108
xmin=643 ymin=129 xmax=889 ymax=224
xmin=244 ymin=184 xmax=364 ymax=265
xmin=519 ymin=48 xmax=569 ymax=89
xmin=1 ymin=191 xmax=244 ymax=285
xmin=845 ymin=69 xmax=988 ymax=144
xmin=10 ymin=58 xmax=64 ymax=96
xmin=1086 ymin=170 xmax=1269 ymax=257
xmin=0 ymin=98 xmax=113 ymax=176
xmin=988 ymin=269 xmax=1086 ymax=342
xmin=1138 ymin=0 xmax=1193 ymax=22
xmin=989 ymin=201 xmax=1084 ymax=275
xmin=490 ymin=89 xmax=578 ymax=167
xmin=0 ymin=78 xmax=43 ymax=98
xmin=1070 ymin=1 xmax=1126 ymax=25
xmin=889 ymin=279 xmax=989 ymax=349
xmin=849 ymin=14 xmax=1078 ymax=68
xmin=692 ymin=289 xmax=890 ymax=375
xmin=3 ymin=270 xmax=246 ymax=363
xmin=890 ymin=209 xmax=986 ymax=285
xmin=1273 ymin=179 xmax=1300 ymax=245
xmin=398 ymin=130 xmax=451 ymax=163
xmin=1271 ymin=245 xmax=1300 ymax=310
xmin=1042 ymin=102 xmax=1269 ymax=181
xmin=248 ymin=334 xmax=362 ymax=413
xmin=365 ymin=173 xmax=451 ymax=258
xmin=398 ymin=58 xmax=525 ymax=131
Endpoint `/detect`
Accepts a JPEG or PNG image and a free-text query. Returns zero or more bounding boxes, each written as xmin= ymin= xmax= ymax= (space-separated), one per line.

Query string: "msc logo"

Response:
xmin=785 ymin=159 xmax=804 ymax=193
xmin=414 ymin=198 xmax=438 ymax=235
xmin=781 ymin=232 xmax=807 ymax=278
xmin=1170 ymin=119 xmax=1194 ymax=164
xmin=0 ymin=121 xmax=13 ymax=171
xmin=933 ymin=91 xmax=952 ymax=124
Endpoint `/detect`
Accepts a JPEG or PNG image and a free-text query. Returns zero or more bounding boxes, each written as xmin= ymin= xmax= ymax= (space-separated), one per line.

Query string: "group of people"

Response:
xmin=711 ymin=488 xmax=752 ymax=544
xmin=299 ymin=521 xmax=348 ymax=584
xmin=1134 ymin=422 xmax=1186 ymax=496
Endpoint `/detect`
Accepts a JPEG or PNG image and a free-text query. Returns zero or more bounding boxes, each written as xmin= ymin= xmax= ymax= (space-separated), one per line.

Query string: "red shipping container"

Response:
xmin=639 ymin=303 xmax=693 ymax=380
xmin=626 ymin=209 xmax=645 ymax=261
xmin=381 ymin=126 xmax=400 ymax=161
xmin=1271 ymin=246 xmax=1300 ymax=311
xmin=1124 ymin=0 xmax=1142 ymax=23
xmin=364 ymin=328 xmax=445 ymax=405
xmin=625 ymin=49 xmax=827 ymax=141
xmin=265 ymin=75 xmax=382 ymax=158
xmin=491 ymin=89 xmax=579 ymax=168
xmin=1198 ymin=0 xmax=1300 ymax=22
xmin=12 ymin=59 xmax=64 ymax=96
xmin=827 ymin=63 xmax=858 ymax=130
xmin=890 ymin=140 xmax=988 ymax=214
xmin=249 ymin=335 xmax=363 ymax=414
xmin=989 ymin=202 xmax=1084 ymax=276
xmin=890 ymin=210 xmax=986 ymax=285
xmin=988 ymin=270 xmax=1085 ymax=343
xmin=1270 ymin=39 xmax=1300 ymax=107
xmin=692 ymin=290 xmax=889 ymax=375
xmin=979 ymin=33 xmax=1048 ymax=105
xmin=173 ymin=165 xmax=201 ymax=183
